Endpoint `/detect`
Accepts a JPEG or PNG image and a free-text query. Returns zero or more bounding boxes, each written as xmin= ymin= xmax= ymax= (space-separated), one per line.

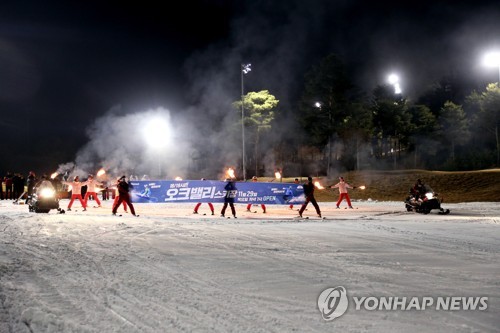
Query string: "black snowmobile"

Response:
xmin=28 ymin=186 xmax=63 ymax=213
xmin=405 ymin=192 xmax=450 ymax=215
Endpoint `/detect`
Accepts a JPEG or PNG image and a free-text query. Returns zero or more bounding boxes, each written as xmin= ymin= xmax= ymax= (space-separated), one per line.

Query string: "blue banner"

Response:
xmin=129 ymin=180 xmax=306 ymax=205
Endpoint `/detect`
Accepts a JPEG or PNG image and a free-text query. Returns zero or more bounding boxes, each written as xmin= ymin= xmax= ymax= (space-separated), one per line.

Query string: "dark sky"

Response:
xmin=1 ymin=0 xmax=500 ymax=177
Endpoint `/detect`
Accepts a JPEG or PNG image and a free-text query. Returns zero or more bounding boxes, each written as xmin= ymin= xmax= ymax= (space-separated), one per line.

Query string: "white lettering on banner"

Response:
xmin=226 ymin=190 xmax=237 ymax=199
xmin=169 ymin=182 xmax=189 ymax=189
xmin=190 ymin=187 xmax=216 ymax=200
xmin=214 ymin=191 xmax=225 ymax=199
xmin=165 ymin=188 xmax=190 ymax=201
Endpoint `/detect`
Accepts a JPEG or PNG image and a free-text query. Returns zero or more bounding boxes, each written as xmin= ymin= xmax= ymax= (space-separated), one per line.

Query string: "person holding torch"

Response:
xmin=62 ymin=176 xmax=87 ymax=211
xmin=330 ymin=176 xmax=355 ymax=209
xmin=83 ymin=174 xmax=103 ymax=208
xmin=298 ymin=176 xmax=322 ymax=218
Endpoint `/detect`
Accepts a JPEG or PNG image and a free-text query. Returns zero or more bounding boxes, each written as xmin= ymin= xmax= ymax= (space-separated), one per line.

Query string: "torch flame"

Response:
xmin=175 ymin=177 xmax=183 ymax=181
xmin=275 ymin=171 xmax=282 ymax=179
xmin=50 ymin=172 xmax=58 ymax=179
xmin=226 ymin=168 xmax=235 ymax=179
xmin=96 ymin=168 xmax=106 ymax=177
xmin=359 ymin=185 xmax=366 ymax=190
xmin=314 ymin=181 xmax=325 ymax=189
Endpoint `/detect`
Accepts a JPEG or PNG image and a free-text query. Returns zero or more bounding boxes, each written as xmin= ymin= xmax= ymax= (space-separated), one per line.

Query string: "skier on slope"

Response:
xmin=83 ymin=174 xmax=103 ymax=208
xmin=62 ymin=176 xmax=87 ymax=211
xmin=330 ymin=176 xmax=355 ymax=209
xmin=112 ymin=176 xmax=138 ymax=216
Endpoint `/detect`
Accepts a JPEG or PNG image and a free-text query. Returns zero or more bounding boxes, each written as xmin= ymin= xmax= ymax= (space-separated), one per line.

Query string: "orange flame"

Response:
xmin=50 ymin=172 xmax=58 ymax=179
xmin=275 ymin=171 xmax=282 ymax=179
xmin=226 ymin=168 xmax=235 ymax=179
xmin=96 ymin=168 xmax=106 ymax=177
xmin=359 ymin=185 xmax=366 ymax=190
xmin=314 ymin=181 xmax=325 ymax=189
xmin=175 ymin=176 xmax=183 ymax=181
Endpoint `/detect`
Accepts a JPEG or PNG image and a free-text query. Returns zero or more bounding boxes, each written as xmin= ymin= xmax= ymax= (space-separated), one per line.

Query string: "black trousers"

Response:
xmin=299 ymin=196 xmax=321 ymax=216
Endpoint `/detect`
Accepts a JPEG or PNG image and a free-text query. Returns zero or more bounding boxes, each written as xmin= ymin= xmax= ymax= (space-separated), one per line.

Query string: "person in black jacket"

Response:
xmin=112 ymin=176 xmax=138 ymax=216
xmin=13 ymin=173 xmax=24 ymax=200
xmin=25 ymin=171 xmax=36 ymax=204
xmin=298 ymin=176 xmax=321 ymax=218
xmin=220 ymin=178 xmax=237 ymax=218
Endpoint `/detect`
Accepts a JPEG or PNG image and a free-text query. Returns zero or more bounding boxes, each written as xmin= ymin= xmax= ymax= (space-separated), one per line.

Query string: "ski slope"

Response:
xmin=0 ymin=200 xmax=499 ymax=332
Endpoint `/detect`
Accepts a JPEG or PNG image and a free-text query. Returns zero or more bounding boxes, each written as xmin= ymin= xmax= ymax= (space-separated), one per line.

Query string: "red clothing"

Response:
xmin=113 ymin=195 xmax=127 ymax=211
xmin=336 ymin=193 xmax=352 ymax=207
xmin=246 ymin=203 xmax=266 ymax=212
xmin=63 ymin=180 xmax=87 ymax=209
xmin=194 ymin=202 xmax=214 ymax=213
xmin=112 ymin=180 xmax=136 ymax=215
xmin=332 ymin=180 xmax=353 ymax=208
xmin=83 ymin=179 xmax=102 ymax=206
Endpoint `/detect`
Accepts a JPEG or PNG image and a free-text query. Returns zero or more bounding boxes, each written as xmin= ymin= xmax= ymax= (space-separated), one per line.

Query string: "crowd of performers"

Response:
xmin=18 ymin=172 xmax=407 ymax=218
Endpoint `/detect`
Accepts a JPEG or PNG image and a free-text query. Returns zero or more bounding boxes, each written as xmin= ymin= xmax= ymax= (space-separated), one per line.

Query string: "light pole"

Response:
xmin=387 ymin=73 xmax=402 ymax=169
xmin=315 ymin=101 xmax=332 ymax=176
xmin=241 ymin=63 xmax=251 ymax=181
xmin=483 ymin=51 xmax=500 ymax=85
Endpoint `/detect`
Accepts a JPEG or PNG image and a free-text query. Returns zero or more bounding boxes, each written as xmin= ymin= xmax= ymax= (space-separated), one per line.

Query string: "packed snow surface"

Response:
xmin=0 ymin=200 xmax=499 ymax=332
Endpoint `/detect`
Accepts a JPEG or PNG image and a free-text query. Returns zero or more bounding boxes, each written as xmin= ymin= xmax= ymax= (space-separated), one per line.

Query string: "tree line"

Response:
xmin=228 ymin=54 xmax=499 ymax=178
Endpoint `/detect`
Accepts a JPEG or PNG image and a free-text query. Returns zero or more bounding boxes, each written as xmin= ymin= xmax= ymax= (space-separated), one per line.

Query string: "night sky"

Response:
xmin=1 ymin=0 xmax=499 ymax=177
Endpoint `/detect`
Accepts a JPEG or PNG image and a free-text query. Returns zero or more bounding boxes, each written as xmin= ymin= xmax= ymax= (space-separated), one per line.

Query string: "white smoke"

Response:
xmin=57 ymin=106 xmax=191 ymax=180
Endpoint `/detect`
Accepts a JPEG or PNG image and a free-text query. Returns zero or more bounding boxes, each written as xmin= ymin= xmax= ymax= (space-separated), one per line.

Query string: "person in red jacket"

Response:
xmin=62 ymin=176 xmax=87 ymax=211
xmin=246 ymin=176 xmax=266 ymax=213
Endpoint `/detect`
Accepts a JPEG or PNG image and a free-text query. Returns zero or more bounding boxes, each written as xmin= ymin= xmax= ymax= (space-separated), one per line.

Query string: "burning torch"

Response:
xmin=314 ymin=181 xmax=325 ymax=189
xmin=96 ymin=168 xmax=106 ymax=178
xmin=226 ymin=167 xmax=236 ymax=180
xmin=275 ymin=170 xmax=282 ymax=183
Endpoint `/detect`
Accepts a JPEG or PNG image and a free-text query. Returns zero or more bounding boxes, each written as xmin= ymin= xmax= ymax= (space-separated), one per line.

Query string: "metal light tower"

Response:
xmin=315 ymin=101 xmax=332 ymax=176
xmin=241 ymin=63 xmax=251 ymax=181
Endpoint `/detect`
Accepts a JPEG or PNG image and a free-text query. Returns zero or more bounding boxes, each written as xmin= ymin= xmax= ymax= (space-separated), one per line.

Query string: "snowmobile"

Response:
xmin=28 ymin=187 xmax=62 ymax=213
xmin=405 ymin=192 xmax=450 ymax=215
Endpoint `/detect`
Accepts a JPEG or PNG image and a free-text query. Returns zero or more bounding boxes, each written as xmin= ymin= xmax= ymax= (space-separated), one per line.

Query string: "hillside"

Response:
xmin=276 ymin=169 xmax=500 ymax=203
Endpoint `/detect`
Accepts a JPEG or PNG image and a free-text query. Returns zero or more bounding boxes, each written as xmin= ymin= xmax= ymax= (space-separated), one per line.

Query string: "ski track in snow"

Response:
xmin=0 ymin=200 xmax=499 ymax=332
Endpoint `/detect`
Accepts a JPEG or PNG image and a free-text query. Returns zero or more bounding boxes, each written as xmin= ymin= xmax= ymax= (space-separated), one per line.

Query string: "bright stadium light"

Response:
xmin=483 ymin=51 xmax=500 ymax=84
xmin=143 ymin=116 xmax=171 ymax=177
xmin=388 ymin=73 xmax=402 ymax=94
